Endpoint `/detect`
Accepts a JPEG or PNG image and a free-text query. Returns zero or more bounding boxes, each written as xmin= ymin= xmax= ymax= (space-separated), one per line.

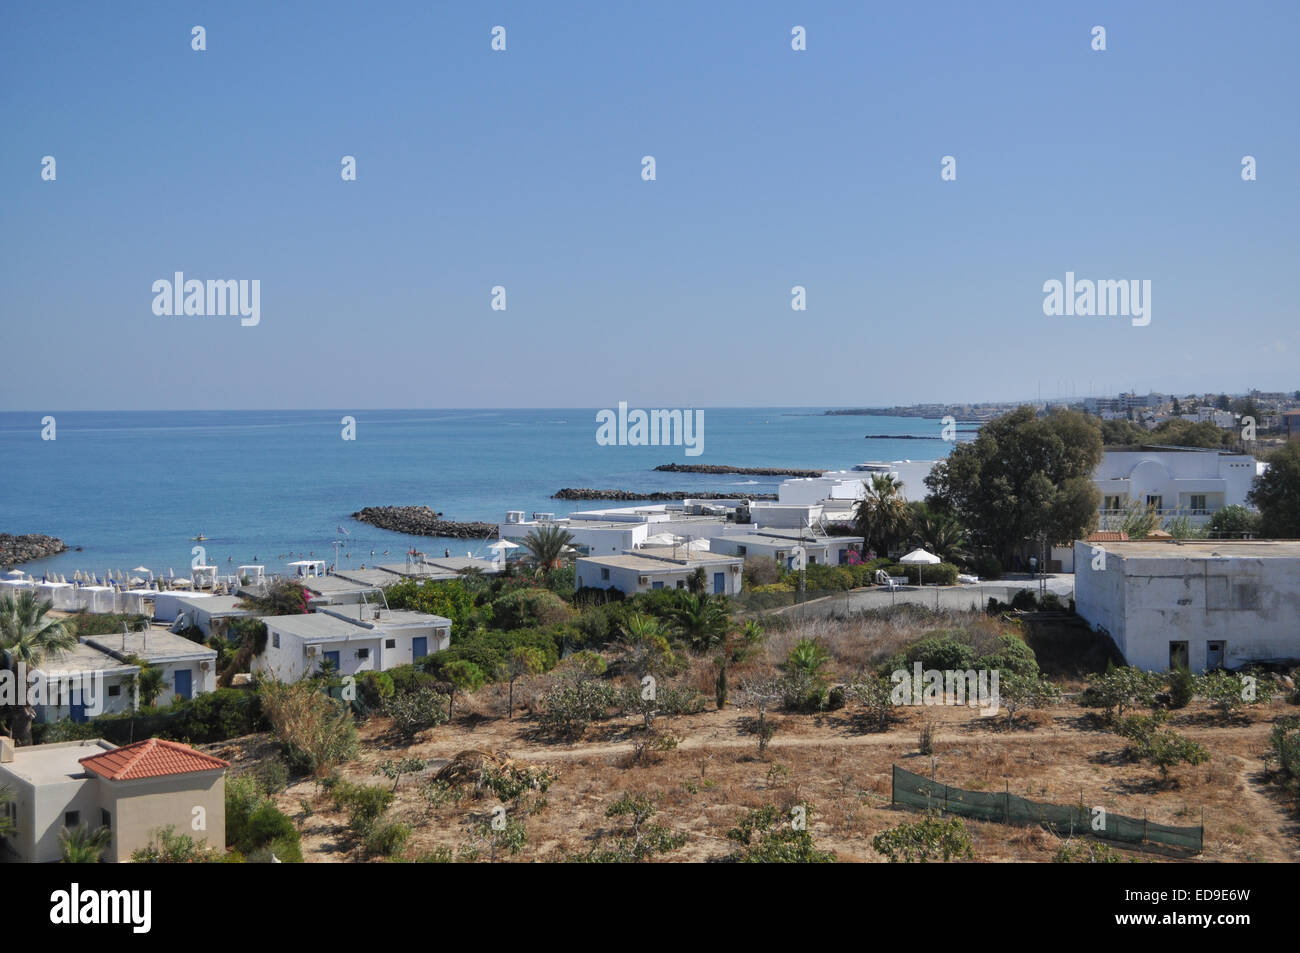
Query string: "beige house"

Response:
xmin=0 ymin=736 xmax=228 ymax=863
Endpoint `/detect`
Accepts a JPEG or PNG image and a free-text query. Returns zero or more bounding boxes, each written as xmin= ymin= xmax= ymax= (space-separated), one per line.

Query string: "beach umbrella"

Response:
xmin=899 ymin=548 xmax=941 ymax=586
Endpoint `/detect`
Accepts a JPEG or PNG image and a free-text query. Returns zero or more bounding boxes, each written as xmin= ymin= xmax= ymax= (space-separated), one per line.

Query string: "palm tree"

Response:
xmin=0 ymin=590 xmax=78 ymax=744
xmin=617 ymin=613 xmax=680 ymax=680
xmin=59 ymin=824 xmax=112 ymax=863
xmin=520 ymin=525 xmax=576 ymax=574
xmin=853 ymin=474 xmax=912 ymax=558
xmin=910 ymin=504 xmax=971 ymax=565
xmin=665 ymin=592 xmax=730 ymax=655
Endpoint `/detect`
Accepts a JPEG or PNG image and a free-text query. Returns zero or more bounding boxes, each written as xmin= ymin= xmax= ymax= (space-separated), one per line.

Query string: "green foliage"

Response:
xmin=1249 ymin=442 xmax=1300 ymax=537
xmin=539 ymin=679 xmax=618 ymax=739
xmin=925 ymin=406 xmax=1103 ymax=565
xmin=423 ymin=627 xmax=559 ymax=682
xmin=664 ymin=591 xmax=731 ymax=654
xmin=237 ymin=579 xmax=311 ymax=616
xmin=331 ymin=780 xmax=395 ymax=836
xmin=884 ymin=635 xmax=975 ymax=674
xmin=365 ymin=821 xmax=411 ymax=858
xmin=891 ymin=561 xmax=961 ymax=586
xmin=1115 ymin=711 xmax=1209 ymax=780
xmin=489 ymin=588 xmax=574 ymax=630
xmin=225 ymin=774 xmax=303 ymax=862
xmin=853 ymin=473 xmax=913 ymax=558
xmin=743 ymin=556 xmax=783 ymax=588
xmin=998 ymin=672 xmax=1060 ymax=727
xmin=0 ymin=786 xmax=15 ymax=839
xmin=724 ymin=804 xmax=835 ymax=863
xmin=1195 ymin=670 xmax=1273 ymax=716
xmin=131 ymin=826 xmax=228 ymax=863
xmin=872 ymin=813 xmax=973 ymax=863
xmin=1168 ymin=667 xmax=1195 ymax=709
xmin=520 ymin=524 xmax=577 ymax=572
xmin=569 ymin=793 xmax=687 ymax=863
xmin=384 ymin=687 xmax=451 ymax=740
xmin=1269 ymin=716 xmax=1300 ymax=790
xmin=1207 ymin=504 xmax=1262 ymax=539
xmin=33 ymin=687 xmax=267 ymax=747
xmin=1082 ymin=667 xmax=1163 ymax=721
xmin=59 ymin=824 xmax=112 ymax=863
xmin=375 ymin=757 xmax=428 ymax=792
xmin=259 ymin=680 xmax=359 ymax=777
xmin=383 ymin=579 xmax=478 ymax=629
xmin=59 ymin=612 xmax=149 ymax=637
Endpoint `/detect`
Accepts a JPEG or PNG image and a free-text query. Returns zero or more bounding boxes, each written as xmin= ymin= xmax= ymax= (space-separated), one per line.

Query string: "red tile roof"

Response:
xmin=1085 ymin=531 xmax=1129 ymax=542
xmin=79 ymin=738 xmax=229 ymax=781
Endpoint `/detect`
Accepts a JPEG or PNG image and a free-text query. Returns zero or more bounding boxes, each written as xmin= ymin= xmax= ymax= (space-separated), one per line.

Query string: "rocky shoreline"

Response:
xmin=553 ymin=488 xmax=778 ymax=501
xmin=351 ymin=507 xmax=497 ymax=539
xmin=653 ymin=463 xmax=824 ymax=477
xmin=0 ymin=533 xmax=70 ymax=569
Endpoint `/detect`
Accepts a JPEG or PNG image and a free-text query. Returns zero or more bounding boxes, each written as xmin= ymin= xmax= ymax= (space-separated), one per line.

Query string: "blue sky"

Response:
xmin=2 ymin=1 xmax=1297 ymax=410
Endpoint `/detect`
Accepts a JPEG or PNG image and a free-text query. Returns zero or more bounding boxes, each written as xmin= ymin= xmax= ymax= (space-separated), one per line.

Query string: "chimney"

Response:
xmin=0 ymin=736 xmax=14 ymax=763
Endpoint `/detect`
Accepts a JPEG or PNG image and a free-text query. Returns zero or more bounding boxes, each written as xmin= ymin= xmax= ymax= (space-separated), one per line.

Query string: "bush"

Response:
xmin=356 ymin=671 xmax=396 ymax=711
xmin=331 ymin=781 xmax=395 ymax=835
xmin=383 ymin=579 xmax=478 ymax=629
xmin=884 ymin=636 xmax=976 ymax=675
xmin=1168 ymin=667 xmax=1195 ymax=709
xmin=743 ymin=557 xmax=783 ymax=588
xmin=872 ymin=813 xmax=973 ymax=863
xmin=384 ymin=687 xmax=451 ymax=740
xmin=387 ymin=665 xmax=436 ymax=696
xmin=539 ymin=679 xmax=618 ymax=738
xmin=225 ymin=773 xmax=302 ymax=861
xmin=259 ymin=681 xmax=359 ymax=777
xmin=489 ymin=589 xmax=574 ymax=630
xmin=365 ymin=821 xmax=411 ymax=858
xmin=892 ymin=562 xmax=960 ymax=586
xmin=977 ymin=635 xmax=1040 ymax=679
xmin=422 ymin=627 xmax=560 ymax=682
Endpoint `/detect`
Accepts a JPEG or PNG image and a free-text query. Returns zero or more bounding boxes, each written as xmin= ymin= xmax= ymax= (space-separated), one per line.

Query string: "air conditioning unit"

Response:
xmin=199 ymin=661 xmax=210 ymax=672
xmin=638 ymin=576 xmax=649 ymax=585
xmin=304 ymin=646 xmax=318 ymax=657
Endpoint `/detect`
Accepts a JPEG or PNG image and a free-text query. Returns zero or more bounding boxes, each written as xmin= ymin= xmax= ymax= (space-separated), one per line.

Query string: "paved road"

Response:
xmin=770 ymin=574 xmax=1075 ymax=619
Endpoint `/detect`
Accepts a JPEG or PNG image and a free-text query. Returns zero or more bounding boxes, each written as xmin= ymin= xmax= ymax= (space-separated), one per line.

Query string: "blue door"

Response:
xmin=174 ymin=669 xmax=193 ymax=701
xmin=713 ymin=572 xmax=725 ymax=594
xmin=651 ymin=581 xmax=664 ymax=590
xmin=70 ymin=701 xmax=87 ymax=723
xmin=324 ymin=650 xmax=341 ymax=673
xmin=412 ymin=637 xmax=428 ymax=661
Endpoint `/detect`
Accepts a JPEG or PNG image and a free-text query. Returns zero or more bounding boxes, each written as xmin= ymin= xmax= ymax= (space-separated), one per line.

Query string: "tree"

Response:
xmin=59 ymin=824 xmax=112 ymax=863
xmin=736 ymin=677 xmax=784 ymax=755
xmin=501 ymin=646 xmax=546 ymax=719
xmin=725 ymin=804 xmax=835 ymax=863
xmin=853 ymin=473 xmax=912 ymax=558
xmin=0 ymin=590 xmax=78 ymax=744
xmin=1207 ymin=504 xmax=1262 ymax=539
xmin=519 ymin=525 xmax=576 ymax=574
xmin=131 ymin=659 xmax=166 ymax=707
xmin=616 ymin=613 xmax=682 ymax=681
xmin=443 ymin=660 xmax=485 ymax=720
xmin=1195 ymin=670 xmax=1272 ymax=718
xmin=714 ymin=620 xmax=764 ymax=709
xmin=375 ymin=757 xmax=428 ymax=793
xmin=1248 ymin=442 xmax=1300 ymax=537
xmin=998 ymin=672 xmax=1060 ymax=728
xmin=569 ymin=793 xmax=687 ymax=863
xmin=665 ymin=592 xmax=730 ymax=655
xmin=1082 ymin=667 xmax=1162 ymax=722
xmin=848 ymin=675 xmax=895 ymax=731
xmin=1101 ymin=500 xmax=1160 ymax=539
xmin=237 ymin=579 xmax=310 ymax=615
xmin=908 ymin=503 xmax=970 ymax=565
xmin=1215 ymin=393 xmax=1231 ymax=411
xmin=872 ymin=813 xmax=973 ymax=863
xmin=384 ymin=687 xmax=450 ymax=741
xmin=925 ymin=407 xmax=1102 ymax=568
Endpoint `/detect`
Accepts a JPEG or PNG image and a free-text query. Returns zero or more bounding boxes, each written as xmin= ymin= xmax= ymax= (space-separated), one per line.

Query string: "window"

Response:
xmin=1189 ymin=495 xmax=1206 ymax=512
xmin=676 ymin=580 xmax=685 ymax=589
xmin=65 ymin=811 xmax=80 ymax=828
xmin=272 ymin=632 xmax=280 ymax=649
xmin=101 ymin=809 xmax=111 ymax=829
xmin=357 ymin=648 xmax=370 ymax=660
xmin=1146 ymin=495 xmax=1162 ymax=510
xmin=600 ymin=568 xmax=610 ymax=581
xmin=108 ymin=685 xmax=120 ymax=697
xmin=736 ymin=545 xmax=747 ymax=556
xmin=1169 ymin=641 xmax=1189 ymax=669
xmin=385 ymin=639 xmax=396 ymax=649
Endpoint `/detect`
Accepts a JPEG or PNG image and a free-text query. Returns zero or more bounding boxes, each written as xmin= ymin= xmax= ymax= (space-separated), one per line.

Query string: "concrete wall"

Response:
xmin=99 ymin=771 xmax=225 ymax=863
xmin=36 ymin=672 xmax=138 ymax=724
xmin=255 ymin=625 xmax=449 ymax=683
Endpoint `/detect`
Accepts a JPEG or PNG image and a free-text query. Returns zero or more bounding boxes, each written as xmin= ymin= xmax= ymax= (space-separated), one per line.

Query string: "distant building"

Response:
xmin=82 ymin=630 xmax=218 ymax=705
xmin=1074 ymin=539 xmax=1300 ymax=672
xmin=0 ymin=737 xmax=228 ymax=863
xmin=1285 ymin=411 xmax=1300 ymax=442
xmin=575 ymin=548 xmax=744 ymax=596
xmin=1095 ymin=446 xmax=1258 ymax=527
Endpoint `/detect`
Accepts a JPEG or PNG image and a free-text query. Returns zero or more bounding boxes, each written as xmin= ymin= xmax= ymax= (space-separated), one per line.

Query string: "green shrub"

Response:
xmin=332 ymin=781 xmax=395 ymax=835
xmin=365 ymin=821 xmax=411 ymax=858
xmin=422 ymin=627 xmax=560 ymax=682
xmin=884 ymin=636 xmax=976 ymax=675
xmin=384 ymin=686 xmax=451 ymax=740
xmin=489 ymin=589 xmax=574 ymax=630
xmin=383 ymin=579 xmax=478 ymax=629
xmin=872 ymin=813 xmax=973 ymax=863
xmin=539 ymin=679 xmax=618 ymax=738
xmin=892 ymin=562 xmax=960 ymax=586
xmin=1168 ymin=667 xmax=1195 ymax=709
xmin=387 ymin=665 xmax=436 ymax=696
xmin=977 ymin=634 xmax=1040 ymax=678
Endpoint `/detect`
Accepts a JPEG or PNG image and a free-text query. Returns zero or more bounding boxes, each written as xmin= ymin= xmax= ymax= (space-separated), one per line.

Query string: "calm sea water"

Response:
xmin=0 ymin=409 xmax=957 ymax=577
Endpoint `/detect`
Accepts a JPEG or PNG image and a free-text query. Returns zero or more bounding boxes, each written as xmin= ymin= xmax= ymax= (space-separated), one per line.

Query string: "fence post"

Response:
xmin=1143 ymin=810 xmax=1148 ymax=845
xmin=1004 ymin=780 xmax=1010 ymax=823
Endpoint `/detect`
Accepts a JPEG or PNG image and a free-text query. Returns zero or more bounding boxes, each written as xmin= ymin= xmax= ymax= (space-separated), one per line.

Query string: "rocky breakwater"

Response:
xmin=553 ymin=488 xmax=777 ymax=501
xmin=351 ymin=507 xmax=497 ymax=539
xmin=654 ymin=463 xmax=825 ymax=477
xmin=0 ymin=533 xmax=70 ymax=569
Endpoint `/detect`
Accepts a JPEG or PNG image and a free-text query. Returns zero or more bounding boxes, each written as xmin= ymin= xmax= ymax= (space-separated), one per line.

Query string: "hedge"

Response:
xmin=32 ymin=687 xmax=266 ymax=746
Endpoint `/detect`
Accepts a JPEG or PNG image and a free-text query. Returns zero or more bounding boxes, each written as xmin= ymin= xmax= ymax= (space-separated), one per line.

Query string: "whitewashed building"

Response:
xmin=254 ymin=606 xmax=451 ymax=683
xmin=82 ymin=630 xmax=218 ymax=704
xmin=1095 ymin=446 xmax=1258 ymax=527
xmin=1074 ymin=539 xmax=1300 ymax=672
xmin=576 ymin=547 xmax=744 ymax=596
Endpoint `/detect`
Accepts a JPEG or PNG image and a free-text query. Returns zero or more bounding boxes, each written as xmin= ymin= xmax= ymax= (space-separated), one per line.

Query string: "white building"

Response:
xmin=575 ymin=548 xmax=744 ymax=596
xmin=82 ymin=630 xmax=218 ymax=704
xmin=254 ymin=606 xmax=451 ymax=682
xmin=169 ymin=595 xmax=256 ymax=639
xmin=1074 ymin=539 xmax=1300 ymax=673
xmin=1095 ymin=446 xmax=1258 ymax=527
xmin=26 ymin=643 xmax=141 ymax=724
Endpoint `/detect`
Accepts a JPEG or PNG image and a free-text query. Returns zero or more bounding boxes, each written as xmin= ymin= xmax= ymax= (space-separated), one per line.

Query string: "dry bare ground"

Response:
xmin=203 ymin=692 xmax=1300 ymax=863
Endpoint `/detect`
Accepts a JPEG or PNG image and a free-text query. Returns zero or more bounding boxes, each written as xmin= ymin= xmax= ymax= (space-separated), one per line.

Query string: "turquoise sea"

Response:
xmin=0 ymin=409 xmax=960 ymax=577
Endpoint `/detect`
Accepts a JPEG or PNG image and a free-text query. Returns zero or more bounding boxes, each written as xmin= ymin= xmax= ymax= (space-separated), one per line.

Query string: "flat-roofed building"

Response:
xmin=255 ymin=606 xmax=451 ymax=682
xmin=575 ymin=548 xmax=743 ymax=596
xmin=82 ymin=630 xmax=218 ymax=704
xmin=1074 ymin=539 xmax=1300 ymax=672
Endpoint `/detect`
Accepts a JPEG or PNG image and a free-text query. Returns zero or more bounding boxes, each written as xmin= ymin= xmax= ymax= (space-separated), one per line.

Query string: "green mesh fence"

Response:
xmin=891 ymin=765 xmax=1202 ymax=853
